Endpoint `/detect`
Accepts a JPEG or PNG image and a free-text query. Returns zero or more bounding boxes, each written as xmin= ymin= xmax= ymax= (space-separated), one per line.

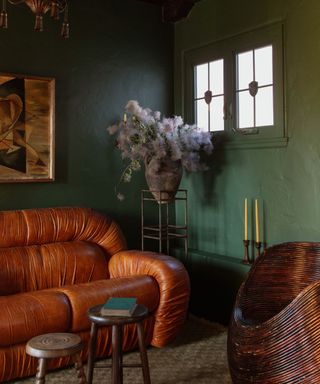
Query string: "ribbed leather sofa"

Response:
xmin=0 ymin=206 xmax=190 ymax=382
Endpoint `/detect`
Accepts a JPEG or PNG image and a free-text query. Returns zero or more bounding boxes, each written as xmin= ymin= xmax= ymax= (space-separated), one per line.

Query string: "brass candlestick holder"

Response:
xmin=243 ymin=240 xmax=250 ymax=264
xmin=255 ymin=241 xmax=262 ymax=258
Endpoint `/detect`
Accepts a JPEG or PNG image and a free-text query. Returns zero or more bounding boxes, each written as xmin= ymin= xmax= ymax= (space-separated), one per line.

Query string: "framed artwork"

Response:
xmin=0 ymin=73 xmax=55 ymax=182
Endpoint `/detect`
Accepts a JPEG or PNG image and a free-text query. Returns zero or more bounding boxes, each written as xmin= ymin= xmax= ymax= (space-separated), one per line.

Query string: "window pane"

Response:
xmin=238 ymin=91 xmax=254 ymax=128
xmin=210 ymin=96 xmax=224 ymax=132
xmin=237 ymin=50 xmax=253 ymax=90
xmin=256 ymin=86 xmax=274 ymax=126
xmin=195 ymin=63 xmax=208 ymax=99
xmin=209 ymin=59 xmax=224 ymax=95
xmin=255 ymin=45 xmax=273 ymax=86
xmin=196 ymin=99 xmax=209 ymax=130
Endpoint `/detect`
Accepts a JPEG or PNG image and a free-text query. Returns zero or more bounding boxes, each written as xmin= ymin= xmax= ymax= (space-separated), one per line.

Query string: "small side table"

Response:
xmin=87 ymin=304 xmax=151 ymax=384
xmin=26 ymin=332 xmax=86 ymax=384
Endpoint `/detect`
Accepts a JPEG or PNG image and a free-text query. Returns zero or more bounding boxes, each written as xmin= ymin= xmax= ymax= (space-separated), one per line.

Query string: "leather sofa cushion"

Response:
xmin=0 ymin=290 xmax=70 ymax=347
xmin=59 ymin=276 xmax=160 ymax=332
xmin=0 ymin=241 xmax=109 ymax=295
xmin=0 ymin=207 xmax=126 ymax=256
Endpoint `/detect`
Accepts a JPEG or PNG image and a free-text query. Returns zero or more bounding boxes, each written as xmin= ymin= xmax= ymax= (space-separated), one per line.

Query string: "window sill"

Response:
xmin=224 ymin=136 xmax=288 ymax=150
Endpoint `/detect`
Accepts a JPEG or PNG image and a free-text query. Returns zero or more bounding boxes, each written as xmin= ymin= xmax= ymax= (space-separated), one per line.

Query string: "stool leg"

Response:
xmin=137 ymin=323 xmax=151 ymax=384
xmin=112 ymin=324 xmax=122 ymax=384
xmin=87 ymin=322 xmax=98 ymax=384
xmin=35 ymin=358 xmax=47 ymax=384
xmin=119 ymin=326 xmax=123 ymax=384
xmin=73 ymin=353 xmax=87 ymax=384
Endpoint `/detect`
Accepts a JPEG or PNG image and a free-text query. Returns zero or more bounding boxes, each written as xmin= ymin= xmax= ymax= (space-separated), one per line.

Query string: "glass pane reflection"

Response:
xmin=256 ymin=86 xmax=274 ymax=126
xmin=238 ymin=91 xmax=254 ymax=128
xmin=195 ymin=63 xmax=208 ymax=99
xmin=196 ymin=99 xmax=208 ymax=131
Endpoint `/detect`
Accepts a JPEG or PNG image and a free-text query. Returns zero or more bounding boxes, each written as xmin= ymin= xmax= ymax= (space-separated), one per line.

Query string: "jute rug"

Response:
xmin=12 ymin=315 xmax=232 ymax=383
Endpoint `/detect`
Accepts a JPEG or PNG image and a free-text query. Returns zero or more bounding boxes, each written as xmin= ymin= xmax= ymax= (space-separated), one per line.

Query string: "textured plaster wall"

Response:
xmin=0 ymin=0 xmax=173 ymax=247
xmin=174 ymin=0 xmax=320 ymax=322
xmin=175 ymin=0 xmax=320 ymax=258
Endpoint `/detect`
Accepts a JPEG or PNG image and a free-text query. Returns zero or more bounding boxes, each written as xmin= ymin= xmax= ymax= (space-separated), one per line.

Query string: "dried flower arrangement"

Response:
xmin=107 ymin=100 xmax=213 ymax=200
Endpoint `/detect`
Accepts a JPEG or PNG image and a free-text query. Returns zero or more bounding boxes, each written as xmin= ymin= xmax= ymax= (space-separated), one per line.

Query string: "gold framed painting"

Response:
xmin=0 ymin=73 xmax=54 ymax=182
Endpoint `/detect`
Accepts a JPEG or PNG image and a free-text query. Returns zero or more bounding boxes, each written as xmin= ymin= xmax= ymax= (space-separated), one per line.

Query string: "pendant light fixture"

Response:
xmin=0 ymin=0 xmax=69 ymax=38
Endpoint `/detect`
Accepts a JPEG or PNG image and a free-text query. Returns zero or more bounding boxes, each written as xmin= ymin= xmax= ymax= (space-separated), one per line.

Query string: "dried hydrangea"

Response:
xmin=107 ymin=100 xmax=213 ymax=200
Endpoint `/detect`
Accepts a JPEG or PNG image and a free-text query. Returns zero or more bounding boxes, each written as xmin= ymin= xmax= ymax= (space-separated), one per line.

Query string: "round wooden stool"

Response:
xmin=86 ymin=304 xmax=151 ymax=384
xmin=26 ymin=332 xmax=86 ymax=384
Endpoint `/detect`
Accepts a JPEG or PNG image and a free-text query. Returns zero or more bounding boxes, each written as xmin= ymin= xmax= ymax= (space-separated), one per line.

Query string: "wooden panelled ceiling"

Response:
xmin=137 ymin=0 xmax=201 ymax=22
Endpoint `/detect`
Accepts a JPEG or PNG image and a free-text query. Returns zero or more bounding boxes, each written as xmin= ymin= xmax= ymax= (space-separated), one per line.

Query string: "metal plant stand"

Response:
xmin=141 ymin=189 xmax=188 ymax=261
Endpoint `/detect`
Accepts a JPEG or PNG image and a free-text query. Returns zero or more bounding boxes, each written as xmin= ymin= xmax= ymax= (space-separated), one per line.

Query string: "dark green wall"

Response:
xmin=174 ymin=0 xmax=320 ymax=323
xmin=4 ymin=0 xmax=317 ymax=326
xmin=0 ymin=0 xmax=173 ymax=247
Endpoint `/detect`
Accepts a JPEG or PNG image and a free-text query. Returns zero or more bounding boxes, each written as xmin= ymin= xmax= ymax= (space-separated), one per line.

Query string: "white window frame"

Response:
xmin=183 ymin=22 xmax=287 ymax=149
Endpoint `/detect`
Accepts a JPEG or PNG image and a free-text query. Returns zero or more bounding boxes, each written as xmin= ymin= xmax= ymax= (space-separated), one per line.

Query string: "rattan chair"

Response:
xmin=228 ymin=242 xmax=320 ymax=383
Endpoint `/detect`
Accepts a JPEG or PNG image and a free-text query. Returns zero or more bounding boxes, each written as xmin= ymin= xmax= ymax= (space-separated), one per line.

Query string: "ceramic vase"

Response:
xmin=145 ymin=158 xmax=183 ymax=203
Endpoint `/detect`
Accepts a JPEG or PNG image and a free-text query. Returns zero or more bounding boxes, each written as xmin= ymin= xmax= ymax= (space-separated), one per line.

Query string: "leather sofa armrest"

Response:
xmin=109 ymin=250 xmax=190 ymax=347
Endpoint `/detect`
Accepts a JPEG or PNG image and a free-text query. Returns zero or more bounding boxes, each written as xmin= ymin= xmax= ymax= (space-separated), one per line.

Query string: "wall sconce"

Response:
xmin=0 ymin=0 xmax=69 ymax=38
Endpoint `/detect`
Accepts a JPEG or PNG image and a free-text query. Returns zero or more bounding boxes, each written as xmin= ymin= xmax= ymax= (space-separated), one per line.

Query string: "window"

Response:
xmin=236 ymin=45 xmax=274 ymax=129
xmin=194 ymin=59 xmax=224 ymax=132
xmin=184 ymin=22 xmax=287 ymax=148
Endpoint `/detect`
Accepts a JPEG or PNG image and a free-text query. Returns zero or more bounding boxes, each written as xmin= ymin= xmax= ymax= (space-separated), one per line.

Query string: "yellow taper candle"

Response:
xmin=255 ymin=199 xmax=260 ymax=243
xmin=123 ymin=113 xmax=127 ymax=123
xmin=244 ymin=198 xmax=248 ymax=240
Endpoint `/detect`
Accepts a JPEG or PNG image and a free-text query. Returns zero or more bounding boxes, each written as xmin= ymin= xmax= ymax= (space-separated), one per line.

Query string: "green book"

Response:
xmin=101 ymin=297 xmax=138 ymax=317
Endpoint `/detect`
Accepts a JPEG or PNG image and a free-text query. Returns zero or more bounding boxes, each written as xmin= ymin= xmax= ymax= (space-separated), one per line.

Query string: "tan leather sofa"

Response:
xmin=0 ymin=206 xmax=190 ymax=382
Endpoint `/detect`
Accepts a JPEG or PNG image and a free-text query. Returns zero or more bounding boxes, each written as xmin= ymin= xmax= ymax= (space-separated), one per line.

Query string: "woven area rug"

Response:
xmin=12 ymin=315 xmax=232 ymax=384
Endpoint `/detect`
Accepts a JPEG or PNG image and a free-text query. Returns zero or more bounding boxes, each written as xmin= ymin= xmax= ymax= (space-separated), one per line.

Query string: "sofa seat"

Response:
xmin=0 ymin=290 xmax=70 ymax=347
xmin=58 ymin=276 xmax=160 ymax=332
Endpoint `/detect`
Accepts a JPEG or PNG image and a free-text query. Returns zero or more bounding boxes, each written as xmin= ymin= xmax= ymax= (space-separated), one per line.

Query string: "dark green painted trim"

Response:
xmin=221 ymin=136 xmax=289 ymax=150
xmin=174 ymin=246 xmax=250 ymax=324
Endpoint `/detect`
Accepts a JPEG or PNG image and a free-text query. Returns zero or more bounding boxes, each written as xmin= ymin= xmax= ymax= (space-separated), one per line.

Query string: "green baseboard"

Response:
xmin=173 ymin=247 xmax=250 ymax=325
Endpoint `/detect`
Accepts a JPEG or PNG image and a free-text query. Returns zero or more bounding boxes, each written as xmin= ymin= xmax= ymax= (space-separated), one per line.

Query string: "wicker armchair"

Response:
xmin=228 ymin=242 xmax=320 ymax=383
